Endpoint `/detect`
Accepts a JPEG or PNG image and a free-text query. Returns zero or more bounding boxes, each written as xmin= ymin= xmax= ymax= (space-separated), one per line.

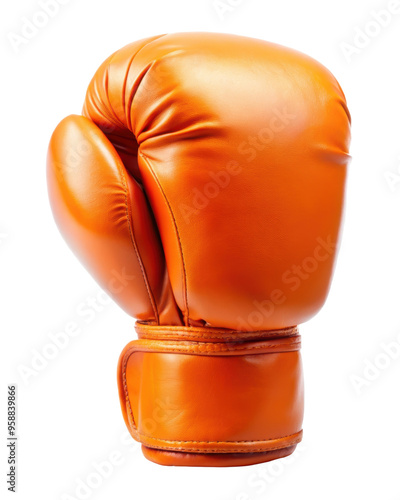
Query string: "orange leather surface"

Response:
xmin=117 ymin=331 xmax=303 ymax=454
xmin=142 ymin=445 xmax=298 ymax=467
xmin=47 ymin=115 xmax=182 ymax=325
xmin=47 ymin=32 xmax=350 ymax=466
xmin=135 ymin=322 xmax=299 ymax=342
xmin=81 ymin=32 xmax=350 ymax=330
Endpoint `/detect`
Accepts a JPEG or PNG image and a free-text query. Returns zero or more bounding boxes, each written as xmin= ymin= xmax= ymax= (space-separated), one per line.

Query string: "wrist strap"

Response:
xmin=135 ymin=322 xmax=299 ymax=342
xmin=117 ymin=324 xmax=303 ymax=457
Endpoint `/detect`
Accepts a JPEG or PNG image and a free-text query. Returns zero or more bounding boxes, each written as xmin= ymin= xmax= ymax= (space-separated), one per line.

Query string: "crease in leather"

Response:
xmin=121 ymin=35 xmax=170 ymax=131
xmin=114 ymin=147 xmax=160 ymax=323
xmin=139 ymin=152 xmax=189 ymax=325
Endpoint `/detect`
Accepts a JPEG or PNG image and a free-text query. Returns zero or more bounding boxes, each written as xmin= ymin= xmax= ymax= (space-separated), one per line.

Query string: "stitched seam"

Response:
xmin=140 ymin=433 xmax=302 ymax=453
xmin=137 ymin=325 xmax=296 ymax=333
xmin=139 ymin=330 xmax=294 ymax=337
xmin=116 ymin=163 xmax=159 ymax=323
xmin=122 ymin=52 xmax=138 ymax=132
xmin=123 ymin=356 xmax=137 ymax=431
xmin=137 ymin=326 xmax=297 ymax=337
xmin=87 ymin=39 xmax=169 ymax=323
xmin=138 ymin=431 xmax=302 ymax=443
xmin=110 ymin=36 xmax=171 ymax=321
xmin=122 ymin=347 xmax=300 ymax=439
xmin=123 ymin=342 xmax=300 ymax=355
xmin=139 ymin=332 xmax=296 ymax=340
xmin=142 ymin=442 xmax=300 ymax=453
xmin=139 ymin=153 xmax=189 ymax=325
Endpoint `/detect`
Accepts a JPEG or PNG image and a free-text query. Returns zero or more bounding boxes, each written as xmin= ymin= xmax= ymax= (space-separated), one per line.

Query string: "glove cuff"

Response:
xmin=117 ymin=324 xmax=304 ymax=467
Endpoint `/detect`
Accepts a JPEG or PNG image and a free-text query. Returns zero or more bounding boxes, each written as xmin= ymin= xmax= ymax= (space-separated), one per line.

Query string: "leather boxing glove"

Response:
xmin=47 ymin=33 xmax=351 ymax=467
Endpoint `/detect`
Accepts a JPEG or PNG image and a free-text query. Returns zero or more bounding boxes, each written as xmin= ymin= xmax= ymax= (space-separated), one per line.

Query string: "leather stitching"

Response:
xmin=136 ymin=324 xmax=298 ymax=341
xmin=136 ymin=324 xmax=297 ymax=335
xmin=122 ymin=354 xmax=137 ymax=432
xmin=116 ymin=162 xmax=159 ymax=323
xmin=123 ymin=339 xmax=300 ymax=355
xmin=138 ymin=431 xmax=302 ymax=454
xmin=141 ymin=445 xmax=299 ymax=453
xmin=139 ymin=441 xmax=302 ymax=453
xmin=124 ymin=344 xmax=300 ymax=354
xmin=138 ymin=431 xmax=302 ymax=443
xmin=141 ymin=444 xmax=300 ymax=453
xmin=139 ymin=153 xmax=189 ymax=325
xmin=121 ymin=337 xmax=301 ymax=439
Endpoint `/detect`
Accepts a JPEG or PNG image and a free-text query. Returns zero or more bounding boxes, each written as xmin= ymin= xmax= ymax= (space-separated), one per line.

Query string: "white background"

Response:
xmin=1 ymin=0 xmax=400 ymax=499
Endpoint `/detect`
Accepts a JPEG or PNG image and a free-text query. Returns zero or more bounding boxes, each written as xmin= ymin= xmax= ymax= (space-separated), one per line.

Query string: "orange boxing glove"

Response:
xmin=47 ymin=33 xmax=351 ymax=467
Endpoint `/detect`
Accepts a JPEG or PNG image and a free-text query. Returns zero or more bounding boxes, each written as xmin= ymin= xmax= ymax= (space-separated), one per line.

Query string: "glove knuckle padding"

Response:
xmin=48 ymin=33 xmax=351 ymax=467
xmin=81 ymin=33 xmax=350 ymax=329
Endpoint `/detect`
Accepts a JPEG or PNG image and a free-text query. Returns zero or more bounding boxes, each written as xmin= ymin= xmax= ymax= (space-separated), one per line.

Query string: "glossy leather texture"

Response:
xmin=47 ymin=32 xmax=351 ymax=467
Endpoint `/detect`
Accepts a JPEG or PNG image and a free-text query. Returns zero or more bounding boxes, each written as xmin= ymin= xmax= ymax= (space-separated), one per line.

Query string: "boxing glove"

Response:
xmin=47 ymin=33 xmax=351 ymax=467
